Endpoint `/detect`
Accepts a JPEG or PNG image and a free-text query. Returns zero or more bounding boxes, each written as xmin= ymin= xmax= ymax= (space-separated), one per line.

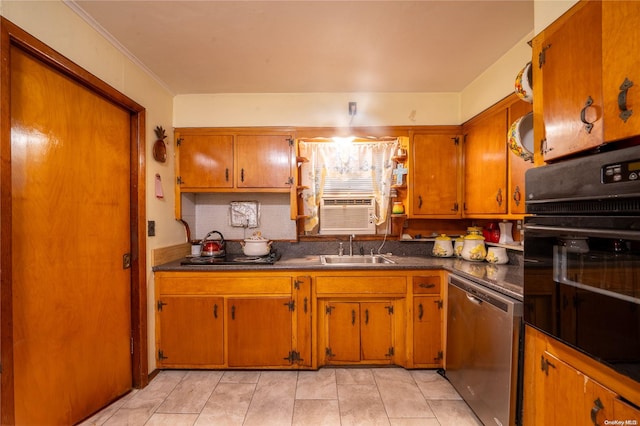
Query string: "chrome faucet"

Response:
xmin=349 ymin=234 xmax=354 ymax=256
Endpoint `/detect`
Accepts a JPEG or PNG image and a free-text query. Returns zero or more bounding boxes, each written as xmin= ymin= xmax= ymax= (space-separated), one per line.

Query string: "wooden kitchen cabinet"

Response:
xmin=155 ymin=272 xmax=311 ymax=369
xmin=176 ymin=133 xmax=234 ymax=190
xmin=175 ymin=128 xmax=294 ymax=194
xmin=411 ymin=275 xmax=443 ymax=367
xmin=410 ymin=130 xmax=462 ymax=218
xmin=602 ymin=1 xmax=640 ymax=142
xmin=536 ymin=1 xmax=603 ymax=162
xmin=462 ymin=94 xmax=532 ymax=218
xmin=524 ymin=326 xmax=640 ymax=425
xmin=227 ymin=297 xmax=293 ymax=367
xmin=463 ymin=105 xmax=508 ymax=216
xmin=156 ymin=295 xmax=224 ymax=367
xmin=323 ymin=301 xmax=394 ymax=364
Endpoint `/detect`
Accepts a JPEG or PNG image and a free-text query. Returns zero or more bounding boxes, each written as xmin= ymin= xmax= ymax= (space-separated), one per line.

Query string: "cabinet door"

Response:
xmin=413 ymin=296 xmax=442 ymax=366
xmin=177 ymin=134 xmax=234 ymax=188
xmin=326 ymin=302 xmax=361 ymax=362
xmin=541 ymin=1 xmax=603 ymax=161
xmin=227 ymin=297 xmax=292 ymax=367
xmin=236 ymin=134 xmax=292 ymax=189
xmin=360 ymin=302 xmax=393 ymax=361
xmin=463 ymin=108 xmax=508 ymax=215
xmin=537 ymin=351 xmax=584 ymax=425
xmin=411 ymin=133 xmax=461 ymax=217
xmin=157 ymin=296 xmax=224 ymax=367
xmin=508 ymin=100 xmax=534 ymax=215
xmin=603 ymin=1 xmax=640 ymax=142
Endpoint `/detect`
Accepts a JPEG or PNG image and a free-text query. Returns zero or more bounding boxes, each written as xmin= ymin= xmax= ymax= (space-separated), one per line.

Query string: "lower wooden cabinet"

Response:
xmin=227 ymin=297 xmax=293 ymax=367
xmin=412 ymin=275 xmax=443 ymax=367
xmin=323 ymin=300 xmax=394 ymax=364
xmin=524 ymin=325 xmax=640 ymax=425
xmin=155 ymin=270 xmax=444 ymax=369
xmin=157 ymin=295 xmax=224 ymax=367
xmin=155 ymin=272 xmax=311 ymax=369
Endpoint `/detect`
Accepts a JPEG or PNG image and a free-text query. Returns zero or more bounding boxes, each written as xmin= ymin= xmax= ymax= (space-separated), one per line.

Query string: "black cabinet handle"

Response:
xmin=213 ymin=304 xmax=218 ymax=319
xmin=351 ymin=309 xmax=356 ymax=326
xmin=418 ymin=195 xmax=423 ymax=209
xmin=496 ymin=188 xmax=503 ymax=207
xmin=618 ymin=77 xmax=634 ymax=122
xmin=590 ymin=398 xmax=604 ymax=425
xmin=241 ymin=168 xmax=245 ymax=182
xmin=231 ymin=305 xmax=236 ymax=320
xmin=513 ymin=186 xmax=521 ymax=206
xmin=580 ymin=96 xmax=595 ymax=134
xmin=225 ymin=168 xmax=229 ymax=182
xmin=418 ymin=303 xmax=424 ymax=320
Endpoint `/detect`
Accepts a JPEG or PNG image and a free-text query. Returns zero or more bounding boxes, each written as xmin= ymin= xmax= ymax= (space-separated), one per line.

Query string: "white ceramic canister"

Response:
xmin=432 ymin=234 xmax=454 ymax=257
xmin=461 ymin=232 xmax=486 ymax=262
xmin=454 ymin=236 xmax=465 ymax=258
xmin=486 ymin=247 xmax=508 ymax=264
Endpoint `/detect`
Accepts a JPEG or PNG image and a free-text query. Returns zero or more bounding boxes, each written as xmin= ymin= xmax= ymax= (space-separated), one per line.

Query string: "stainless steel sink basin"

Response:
xmin=319 ymin=255 xmax=395 ymax=265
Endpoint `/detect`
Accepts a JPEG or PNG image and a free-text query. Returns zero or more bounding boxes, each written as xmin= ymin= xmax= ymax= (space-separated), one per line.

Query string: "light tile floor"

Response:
xmin=80 ymin=367 xmax=482 ymax=426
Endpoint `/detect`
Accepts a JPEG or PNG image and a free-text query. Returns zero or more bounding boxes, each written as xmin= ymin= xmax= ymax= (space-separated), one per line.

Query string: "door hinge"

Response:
xmin=386 ymin=347 xmax=395 ymax=357
xmin=284 ymin=300 xmax=295 ymax=311
xmin=325 ymin=347 xmax=335 ymax=358
xmin=157 ymin=300 xmax=167 ymax=312
xmin=158 ymin=350 xmax=168 ymax=360
xmin=435 ymin=350 xmax=443 ymax=361
xmin=386 ymin=305 xmax=394 ymax=315
xmin=294 ymin=279 xmax=301 ymax=290
xmin=286 ymin=176 xmax=294 ymax=185
xmin=176 ymin=176 xmax=183 ymax=185
xmin=287 ymin=137 xmax=294 ymax=147
xmin=176 ymin=137 xmax=183 ymax=146
xmin=452 ymin=136 xmax=459 ymax=145
xmin=538 ymin=44 xmax=551 ymax=68
xmin=284 ymin=350 xmax=303 ymax=364
xmin=540 ymin=355 xmax=556 ymax=376
xmin=435 ymin=300 xmax=443 ymax=309
xmin=452 ymin=202 xmax=459 ymax=212
xmin=325 ymin=305 xmax=334 ymax=315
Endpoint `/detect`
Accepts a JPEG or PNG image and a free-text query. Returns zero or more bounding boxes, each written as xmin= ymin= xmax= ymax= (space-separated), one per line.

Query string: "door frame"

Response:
xmin=0 ymin=18 xmax=148 ymax=424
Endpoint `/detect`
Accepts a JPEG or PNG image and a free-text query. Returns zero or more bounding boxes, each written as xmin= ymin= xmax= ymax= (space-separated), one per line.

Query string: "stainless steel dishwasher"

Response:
xmin=446 ymin=274 xmax=523 ymax=426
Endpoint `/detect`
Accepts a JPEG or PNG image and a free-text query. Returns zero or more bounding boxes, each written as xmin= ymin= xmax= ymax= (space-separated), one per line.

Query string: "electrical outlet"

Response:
xmin=148 ymin=220 xmax=155 ymax=236
xmin=349 ymin=102 xmax=357 ymax=116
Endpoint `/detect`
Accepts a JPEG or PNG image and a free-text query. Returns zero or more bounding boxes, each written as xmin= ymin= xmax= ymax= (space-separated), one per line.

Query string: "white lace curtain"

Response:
xmin=299 ymin=138 xmax=399 ymax=233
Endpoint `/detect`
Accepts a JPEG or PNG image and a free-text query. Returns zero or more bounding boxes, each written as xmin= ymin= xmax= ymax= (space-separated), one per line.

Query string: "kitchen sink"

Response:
xmin=319 ymin=255 xmax=395 ymax=265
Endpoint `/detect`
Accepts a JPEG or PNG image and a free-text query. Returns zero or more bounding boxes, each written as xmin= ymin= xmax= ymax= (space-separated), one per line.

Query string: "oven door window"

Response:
xmin=525 ymin=225 xmax=640 ymax=383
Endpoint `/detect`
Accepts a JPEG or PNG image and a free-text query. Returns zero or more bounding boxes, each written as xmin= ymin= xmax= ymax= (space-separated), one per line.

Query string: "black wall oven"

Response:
xmin=524 ymin=145 xmax=640 ymax=384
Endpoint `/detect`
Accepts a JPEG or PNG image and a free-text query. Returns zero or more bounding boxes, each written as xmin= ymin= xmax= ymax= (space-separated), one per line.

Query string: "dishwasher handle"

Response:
xmin=466 ymin=293 xmax=483 ymax=305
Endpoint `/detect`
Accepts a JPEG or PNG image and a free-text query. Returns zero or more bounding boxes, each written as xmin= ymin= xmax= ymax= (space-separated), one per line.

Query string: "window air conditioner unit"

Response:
xmin=319 ymin=196 xmax=376 ymax=235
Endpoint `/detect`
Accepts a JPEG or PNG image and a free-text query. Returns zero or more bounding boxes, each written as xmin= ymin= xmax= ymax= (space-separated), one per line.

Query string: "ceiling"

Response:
xmin=69 ymin=0 xmax=534 ymax=95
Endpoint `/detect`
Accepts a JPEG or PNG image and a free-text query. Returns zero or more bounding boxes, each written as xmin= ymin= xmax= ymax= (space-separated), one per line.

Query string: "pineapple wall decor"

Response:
xmin=153 ymin=125 xmax=168 ymax=163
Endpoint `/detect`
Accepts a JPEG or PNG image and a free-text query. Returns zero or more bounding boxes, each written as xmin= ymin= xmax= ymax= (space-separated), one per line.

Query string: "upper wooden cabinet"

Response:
xmin=602 ymin=1 xmax=640 ymax=142
xmin=462 ymin=94 xmax=533 ymax=218
xmin=534 ymin=0 xmax=640 ymax=162
xmin=410 ymin=130 xmax=462 ymax=218
xmin=175 ymin=129 xmax=295 ymax=192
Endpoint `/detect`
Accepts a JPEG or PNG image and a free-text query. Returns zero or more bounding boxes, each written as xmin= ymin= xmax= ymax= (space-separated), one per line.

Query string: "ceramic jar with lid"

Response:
xmin=454 ymin=236 xmax=465 ymax=258
xmin=461 ymin=232 xmax=486 ymax=262
xmin=432 ymin=234 xmax=454 ymax=257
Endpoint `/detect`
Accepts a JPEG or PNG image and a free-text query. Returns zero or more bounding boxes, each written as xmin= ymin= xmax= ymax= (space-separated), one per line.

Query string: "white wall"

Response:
xmin=534 ymin=0 xmax=579 ymax=35
xmin=174 ymin=92 xmax=461 ymax=128
xmin=0 ymin=0 xmax=179 ymax=372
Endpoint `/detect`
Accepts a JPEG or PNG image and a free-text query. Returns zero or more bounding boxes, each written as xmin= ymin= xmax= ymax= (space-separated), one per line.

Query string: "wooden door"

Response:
xmin=360 ymin=302 xmax=393 ymax=361
xmin=538 ymin=351 xmax=583 ymax=425
xmin=157 ymin=296 xmax=223 ymax=367
xmin=463 ymin=108 xmax=508 ymax=215
xmin=178 ymin=133 xmax=234 ymax=189
xmin=227 ymin=297 xmax=292 ymax=367
xmin=236 ymin=135 xmax=292 ymax=189
xmin=603 ymin=1 xmax=640 ymax=142
xmin=413 ymin=296 xmax=442 ymax=365
xmin=326 ymin=302 xmax=360 ymax=362
xmin=411 ymin=134 xmax=461 ymax=217
xmin=10 ymin=46 xmax=132 ymax=424
xmin=542 ymin=1 xmax=603 ymax=161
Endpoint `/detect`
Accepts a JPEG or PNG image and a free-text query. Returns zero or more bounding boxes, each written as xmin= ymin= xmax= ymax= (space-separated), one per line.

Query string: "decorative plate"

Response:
xmin=514 ymin=62 xmax=533 ymax=103
xmin=508 ymin=112 xmax=534 ymax=162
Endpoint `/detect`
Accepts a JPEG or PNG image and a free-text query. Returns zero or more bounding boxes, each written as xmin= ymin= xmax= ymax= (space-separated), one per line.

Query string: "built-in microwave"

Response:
xmin=319 ymin=196 xmax=376 ymax=235
xmin=524 ymin=145 xmax=640 ymax=384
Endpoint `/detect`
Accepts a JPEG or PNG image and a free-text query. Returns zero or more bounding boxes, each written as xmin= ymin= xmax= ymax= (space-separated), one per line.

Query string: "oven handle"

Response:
xmin=525 ymin=224 xmax=640 ymax=240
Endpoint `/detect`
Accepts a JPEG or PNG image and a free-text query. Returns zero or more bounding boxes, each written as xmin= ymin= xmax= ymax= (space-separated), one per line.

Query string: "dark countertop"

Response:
xmin=154 ymin=253 xmax=523 ymax=301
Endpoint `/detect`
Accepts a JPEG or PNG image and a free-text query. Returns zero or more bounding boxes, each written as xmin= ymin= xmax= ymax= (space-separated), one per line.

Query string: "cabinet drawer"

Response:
xmin=316 ymin=276 xmax=406 ymax=295
xmin=412 ymin=276 xmax=440 ymax=294
xmin=157 ymin=274 xmax=292 ymax=295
